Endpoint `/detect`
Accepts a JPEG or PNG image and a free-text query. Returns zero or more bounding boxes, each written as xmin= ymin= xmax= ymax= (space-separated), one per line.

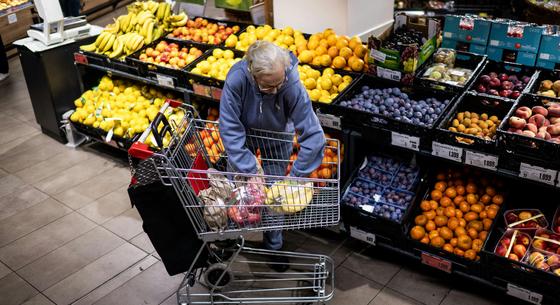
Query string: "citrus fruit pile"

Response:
xmin=298 ymin=65 xmax=353 ymax=104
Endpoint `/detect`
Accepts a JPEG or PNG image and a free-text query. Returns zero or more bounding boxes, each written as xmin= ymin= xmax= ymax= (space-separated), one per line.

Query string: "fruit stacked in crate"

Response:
xmin=298 ymin=65 xmax=353 ymax=104
xmin=167 ymin=17 xmax=241 ymax=45
xmin=136 ymin=40 xmax=204 ymax=69
xmin=409 ymin=168 xmax=506 ymax=261
xmin=190 ymin=48 xmax=242 ymax=81
xmin=342 ymin=155 xmax=420 ymax=223
xmin=286 ymin=133 xmax=343 ymax=182
xmin=80 ymin=1 xmax=187 ymax=59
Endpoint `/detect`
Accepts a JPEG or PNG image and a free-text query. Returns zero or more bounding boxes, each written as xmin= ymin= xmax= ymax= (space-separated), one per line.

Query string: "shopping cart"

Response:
xmin=129 ymin=100 xmax=341 ymax=305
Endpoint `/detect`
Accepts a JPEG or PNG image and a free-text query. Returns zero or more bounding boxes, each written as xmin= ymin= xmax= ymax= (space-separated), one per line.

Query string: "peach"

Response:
xmin=550 ymin=117 xmax=560 ymax=124
xmin=532 ymin=106 xmax=548 ymax=117
xmin=528 ymin=114 xmax=548 ymax=128
xmin=515 ymin=106 xmax=533 ymax=119
xmin=509 ymin=116 xmax=527 ymax=129
xmin=536 ymin=130 xmax=552 ymax=140
xmin=526 ymin=123 xmax=538 ymax=134
xmin=547 ymin=124 xmax=560 ymax=136
xmin=513 ymin=244 xmax=527 ymax=258
xmin=548 ymin=106 xmax=560 ymax=117
xmin=522 ymin=130 xmax=536 ymax=137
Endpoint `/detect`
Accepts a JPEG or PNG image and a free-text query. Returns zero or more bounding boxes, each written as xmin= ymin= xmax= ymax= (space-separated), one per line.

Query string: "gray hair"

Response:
xmin=246 ymin=41 xmax=291 ymax=76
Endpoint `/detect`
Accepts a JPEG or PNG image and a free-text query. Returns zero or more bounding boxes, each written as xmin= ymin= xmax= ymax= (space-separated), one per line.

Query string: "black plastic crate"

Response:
xmin=481 ymin=187 xmax=560 ymax=303
xmin=415 ymin=50 xmax=487 ymax=94
xmin=404 ymin=166 xmax=507 ymax=277
xmin=72 ymin=121 xmax=137 ymax=151
xmin=184 ymin=48 xmax=246 ymax=100
xmin=331 ymin=74 xmax=458 ymax=148
xmin=497 ymin=94 xmax=560 ymax=166
xmin=434 ymin=92 xmax=514 ymax=154
xmin=468 ymin=60 xmax=538 ymax=102
xmin=126 ymin=38 xmax=213 ymax=89
xmin=165 ymin=16 xmax=249 ymax=48
xmin=78 ymin=50 xmax=141 ymax=76
xmin=526 ymin=69 xmax=560 ymax=104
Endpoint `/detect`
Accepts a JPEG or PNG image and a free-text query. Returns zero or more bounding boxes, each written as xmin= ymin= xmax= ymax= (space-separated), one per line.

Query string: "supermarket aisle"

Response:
xmin=0 ymin=54 xmax=513 ymax=305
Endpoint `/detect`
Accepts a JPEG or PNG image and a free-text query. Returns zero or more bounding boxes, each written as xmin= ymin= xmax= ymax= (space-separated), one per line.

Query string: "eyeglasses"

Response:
xmin=253 ymin=73 xmax=288 ymax=94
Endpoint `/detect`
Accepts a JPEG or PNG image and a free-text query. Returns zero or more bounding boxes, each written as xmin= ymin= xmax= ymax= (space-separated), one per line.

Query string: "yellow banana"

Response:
xmin=80 ymin=42 xmax=97 ymax=52
xmin=108 ymin=38 xmax=123 ymax=58
xmin=171 ymin=13 xmax=188 ymax=27
xmin=149 ymin=2 xmax=158 ymax=14
xmin=103 ymin=34 xmax=116 ymax=53
xmin=93 ymin=32 xmax=107 ymax=47
xmin=97 ymin=33 xmax=112 ymax=52
xmin=119 ymin=15 xmax=130 ymax=33
xmin=163 ymin=3 xmax=171 ymax=20
xmin=145 ymin=22 xmax=154 ymax=44
xmin=156 ymin=2 xmax=165 ymax=20
xmin=131 ymin=35 xmax=144 ymax=52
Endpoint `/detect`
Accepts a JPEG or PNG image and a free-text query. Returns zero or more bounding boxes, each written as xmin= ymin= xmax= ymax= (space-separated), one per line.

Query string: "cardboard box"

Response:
xmin=82 ymin=0 xmax=114 ymax=13
xmin=367 ymin=13 xmax=441 ymax=84
xmin=442 ymin=38 xmax=486 ymax=55
xmin=486 ymin=46 xmax=537 ymax=66
xmin=488 ymin=21 xmax=545 ymax=54
xmin=0 ymin=5 xmax=33 ymax=45
xmin=443 ymin=15 xmax=491 ymax=46
xmin=536 ymin=27 xmax=560 ymax=70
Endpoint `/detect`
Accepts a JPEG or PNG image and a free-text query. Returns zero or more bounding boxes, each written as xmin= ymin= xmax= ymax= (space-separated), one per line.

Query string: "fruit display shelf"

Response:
xmin=77 ymin=50 xmax=142 ymax=77
xmin=165 ymin=16 xmax=248 ymax=48
xmin=126 ymin=38 xmax=213 ymax=89
xmin=0 ymin=0 xmax=32 ymax=18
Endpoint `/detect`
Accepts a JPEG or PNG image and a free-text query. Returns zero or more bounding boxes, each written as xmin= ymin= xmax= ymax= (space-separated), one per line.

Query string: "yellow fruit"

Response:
xmin=350 ymin=58 xmax=365 ymax=72
xmin=333 ymin=56 xmax=346 ymax=69
xmin=315 ymin=46 xmax=327 ymax=56
xmin=298 ymin=50 xmax=313 ymax=64
xmin=343 ymin=75 xmax=353 ymax=83
xmin=320 ymin=78 xmax=333 ymax=91
xmin=320 ymin=54 xmax=332 ymax=67
xmin=338 ymin=82 xmax=350 ymax=92
xmin=331 ymin=74 xmax=343 ymax=86
xmin=322 ymin=68 xmax=335 ymax=76
xmin=212 ymin=49 xmax=224 ymax=59
xmin=311 ymin=56 xmax=321 ymax=66
xmin=304 ymin=78 xmax=316 ymax=90
xmin=339 ymin=47 xmax=353 ymax=60
xmin=307 ymin=40 xmax=319 ymax=50
xmin=309 ymin=89 xmax=321 ymax=101
xmin=335 ymin=39 xmax=348 ymax=50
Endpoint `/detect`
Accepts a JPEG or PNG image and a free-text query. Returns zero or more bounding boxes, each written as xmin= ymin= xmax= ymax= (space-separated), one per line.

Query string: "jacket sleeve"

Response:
xmin=219 ymin=74 xmax=257 ymax=174
xmin=287 ymin=84 xmax=325 ymax=177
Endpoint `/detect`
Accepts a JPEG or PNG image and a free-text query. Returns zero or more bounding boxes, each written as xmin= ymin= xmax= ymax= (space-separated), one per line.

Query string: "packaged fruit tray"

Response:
xmin=435 ymin=92 xmax=514 ymax=153
xmin=406 ymin=167 xmax=507 ymax=276
xmin=482 ymin=195 xmax=560 ymax=302
xmin=77 ymin=50 xmax=141 ymax=76
xmin=185 ymin=48 xmax=246 ymax=100
xmin=527 ymin=69 xmax=560 ymax=103
xmin=415 ymin=49 xmax=487 ymax=94
xmin=469 ymin=60 xmax=538 ymax=102
xmin=332 ymin=74 xmax=457 ymax=142
xmin=503 ymin=209 xmax=549 ymax=233
xmin=497 ymin=94 xmax=560 ymax=165
xmin=166 ymin=16 xmax=248 ymax=48
xmin=126 ymin=38 xmax=212 ymax=89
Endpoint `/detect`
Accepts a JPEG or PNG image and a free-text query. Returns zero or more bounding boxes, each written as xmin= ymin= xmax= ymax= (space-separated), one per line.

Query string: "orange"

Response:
xmin=203 ymin=137 xmax=213 ymax=148
xmin=431 ymin=190 xmax=443 ymax=201
xmin=332 ymin=56 xmax=346 ymax=69
xmin=459 ymin=202 xmax=470 ymax=213
xmin=350 ymin=58 xmax=364 ymax=72
xmin=319 ymin=39 xmax=329 ymax=49
xmin=420 ymin=236 xmax=430 ymax=244
xmin=429 ymin=200 xmax=439 ymax=210
xmin=458 ymin=218 xmax=467 ymax=228
xmin=444 ymin=206 xmax=456 ymax=218
xmin=315 ymin=46 xmax=328 ymax=56
xmin=320 ymin=168 xmax=332 ymax=179
xmin=466 ymin=183 xmax=477 ymax=194
xmin=486 ymin=186 xmax=497 ymax=196
xmin=456 ymin=210 xmax=464 ymax=219
xmin=428 ymin=230 xmax=439 ymax=240
xmin=415 ymin=215 xmax=428 ymax=226
xmin=335 ymin=39 xmax=348 ymax=50
xmin=327 ymin=46 xmax=339 ymax=58
xmin=430 ymin=236 xmax=445 ymax=248
xmin=464 ymin=212 xmax=479 ymax=222
xmin=307 ymin=40 xmax=319 ymax=50
xmin=435 ymin=215 xmax=448 ymax=227
xmin=439 ymin=227 xmax=453 ymax=240
xmin=450 ymin=238 xmax=458 ymax=247
xmin=453 ymin=195 xmax=465 ymax=205
xmin=354 ymin=44 xmax=367 ymax=59
xmin=339 ymin=47 xmax=353 ymax=60
xmin=479 ymin=210 xmax=488 ymax=219
xmin=327 ymin=34 xmax=338 ymax=47
xmin=211 ymin=131 xmax=220 ymax=142
xmin=454 ymin=248 xmax=465 ymax=257
xmin=436 ymin=207 xmax=445 ymax=217
xmin=425 ymin=220 xmax=436 ymax=231
xmin=479 ymin=231 xmax=488 ymax=241
xmin=457 ymin=235 xmax=473 ymax=251
xmin=466 ymin=194 xmax=478 ymax=205
xmin=492 ymin=194 xmax=504 ymax=205
xmin=209 ymin=107 xmax=219 ymax=117
xmin=480 ymin=194 xmax=492 ymax=205
xmin=420 ymin=200 xmax=431 ymax=211
xmin=424 ymin=210 xmax=436 ymax=221
xmin=319 ymin=54 xmax=332 ymax=67
xmin=472 ymin=239 xmax=484 ymax=252
xmin=309 ymin=171 xmax=319 ymax=179
xmin=200 ymin=130 xmax=211 ymax=140
xmin=468 ymin=228 xmax=479 ymax=239
xmin=435 ymin=181 xmax=447 ymax=191
xmin=410 ymin=226 xmax=426 ymax=240
xmin=440 ymin=197 xmax=452 ymax=207
xmin=470 ymin=204 xmax=484 ymax=213
xmin=482 ymin=219 xmax=493 ymax=231
xmin=464 ymin=249 xmax=477 ymax=260
xmin=445 ymin=187 xmax=457 ymax=199
xmin=447 ymin=217 xmax=460 ymax=230
xmin=443 ymin=244 xmax=454 ymax=253
xmin=456 ymin=185 xmax=466 ymax=195
xmin=455 ymin=227 xmax=467 ymax=237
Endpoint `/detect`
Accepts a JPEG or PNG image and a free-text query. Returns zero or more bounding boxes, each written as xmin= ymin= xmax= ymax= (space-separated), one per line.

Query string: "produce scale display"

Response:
xmin=69 ymin=3 xmax=560 ymax=304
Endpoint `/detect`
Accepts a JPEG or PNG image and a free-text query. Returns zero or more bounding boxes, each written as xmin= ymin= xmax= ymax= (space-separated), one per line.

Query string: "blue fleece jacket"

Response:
xmin=219 ymin=53 xmax=325 ymax=177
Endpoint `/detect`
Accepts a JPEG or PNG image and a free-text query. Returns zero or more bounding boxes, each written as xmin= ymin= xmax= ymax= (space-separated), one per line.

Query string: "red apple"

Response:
xmin=496 ymin=244 xmax=507 ymax=257
xmin=513 ymin=244 xmax=527 ymax=258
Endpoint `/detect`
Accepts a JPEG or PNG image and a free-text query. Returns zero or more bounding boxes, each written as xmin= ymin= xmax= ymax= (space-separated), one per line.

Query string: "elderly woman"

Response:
xmin=219 ymin=41 xmax=325 ymax=271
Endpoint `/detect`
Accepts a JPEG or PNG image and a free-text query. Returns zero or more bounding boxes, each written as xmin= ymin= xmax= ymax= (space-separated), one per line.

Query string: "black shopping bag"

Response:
xmin=128 ymin=181 xmax=208 ymax=276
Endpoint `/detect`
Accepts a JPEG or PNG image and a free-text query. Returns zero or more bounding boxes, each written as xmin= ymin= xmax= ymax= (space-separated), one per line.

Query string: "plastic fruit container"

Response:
xmin=523 ymin=247 xmax=560 ymax=276
xmin=503 ymin=209 xmax=549 ymax=233
xmin=531 ymin=228 xmax=560 ymax=256
xmin=493 ymin=229 xmax=533 ymax=262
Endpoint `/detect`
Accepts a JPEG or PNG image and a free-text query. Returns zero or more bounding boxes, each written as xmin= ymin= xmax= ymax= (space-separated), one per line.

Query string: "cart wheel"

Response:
xmin=204 ymin=263 xmax=233 ymax=290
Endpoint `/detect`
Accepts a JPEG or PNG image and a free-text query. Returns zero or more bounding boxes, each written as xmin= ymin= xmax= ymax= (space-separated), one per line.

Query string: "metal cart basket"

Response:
xmin=129 ymin=100 xmax=341 ymax=305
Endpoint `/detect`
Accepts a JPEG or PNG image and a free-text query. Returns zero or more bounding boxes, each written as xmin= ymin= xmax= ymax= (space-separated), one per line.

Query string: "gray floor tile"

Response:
xmin=441 ymin=289 xmax=501 ymax=305
xmin=34 ymin=156 xmax=115 ymax=196
xmin=77 ymin=186 xmax=131 ymax=224
xmin=368 ymin=287 xmax=423 ymax=305
xmin=0 ymin=122 xmax=40 ymax=146
xmin=0 ymin=272 xmax=38 ymax=305
xmin=44 ymin=243 xmax=147 ymax=305
xmin=329 ymin=267 xmax=382 ymax=305
xmin=21 ymin=293 xmax=55 ymax=305
xmin=72 ymin=255 xmax=159 ymax=305
xmin=0 ymin=186 xmax=49 ymax=222
xmin=102 ymin=208 xmax=143 ymax=240
xmin=0 ymin=212 xmax=96 ymax=270
xmin=0 ymin=134 xmax=55 ymax=161
xmin=0 ymin=174 xmax=25 ymax=198
xmin=342 ymin=249 xmax=402 ymax=286
xmin=0 ymin=198 xmax=72 ymax=247
xmin=387 ymin=267 xmax=451 ymax=305
xmin=294 ymin=229 xmax=350 ymax=266
xmin=130 ymin=232 xmax=155 ymax=254
xmin=0 ymin=112 xmax=26 ymax=129
xmin=18 ymin=227 xmax=124 ymax=291
xmin=0 ymin=138 xmax=63 ymax=173
xmin=92 ymin=261 xmax=183 ymax=305
xmin=0 ymin=261 xmax=10 ymax=280
xmin=15 ymin=148 xmax=93 ymax=185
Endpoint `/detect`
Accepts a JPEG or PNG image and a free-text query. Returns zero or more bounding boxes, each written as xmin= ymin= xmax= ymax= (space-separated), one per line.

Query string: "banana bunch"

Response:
xmin=265 ymin=180 xmax=314 ymax=214
xmin=80 ymin=32 xmax=117 ymax=53
xmin=163 ymin=12 xmax=188 ymax=31
xmin=156 ymin=2 xmax=172 ymax=21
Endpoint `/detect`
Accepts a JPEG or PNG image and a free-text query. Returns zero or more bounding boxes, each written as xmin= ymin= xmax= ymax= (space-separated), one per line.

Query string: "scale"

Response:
xmin=26 ymin=0 xmax=91 ymax=45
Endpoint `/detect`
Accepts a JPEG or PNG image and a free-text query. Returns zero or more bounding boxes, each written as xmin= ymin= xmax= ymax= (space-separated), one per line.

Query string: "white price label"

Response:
xmin=540 ymin=53 xmax=551 ymax=60
xmin=432 ymin=142 xmax=463 ymax=163
xmin=105 ymin=128 xmax=114 ymax=142
xmin=490 ymin=39 xmax=500 ymax=46
xmin=391 ymin=132 xmax=420 ymax=151
xmin=519 ymin=163 xmax=557 ymax=186
xmin=507 ymin=283 xmax=542 ymax=305
xmin=7 ymin=13 xmax=17 ymax=24
xmin=360 ymin=205 xmax=374 ymax=213
xmin=317 ymin=113 xmax=341 ymax=130
xmin=156 ymin=74 xmax=174 ymax=88
xmin=449 ymin=70 xmax=465 ymax=77
xmin=370 ymin=49 xmax=386 ymax=63
xmin=465 ymin=150 xmax=498 ymax=171
xmin=377 ymin=66 xmax=402 ymax=81
xmin=350 ymin=226 xmax=376 ymax=246
xmin=443 ymin=31 xmax=453 ymax=38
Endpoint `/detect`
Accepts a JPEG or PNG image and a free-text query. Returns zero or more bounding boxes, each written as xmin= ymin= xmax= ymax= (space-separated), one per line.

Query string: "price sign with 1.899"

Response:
xmin=519 ymin=163 xmax=557 ymax=186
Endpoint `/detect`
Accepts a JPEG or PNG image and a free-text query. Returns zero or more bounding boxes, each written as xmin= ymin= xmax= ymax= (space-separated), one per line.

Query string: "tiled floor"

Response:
xmin=0 ymin=6 xmax=515 ymax=305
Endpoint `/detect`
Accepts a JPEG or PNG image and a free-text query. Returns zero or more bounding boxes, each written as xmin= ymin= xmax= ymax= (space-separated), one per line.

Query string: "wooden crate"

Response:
xmin=0 ymin=5 xmax=33 ymax=45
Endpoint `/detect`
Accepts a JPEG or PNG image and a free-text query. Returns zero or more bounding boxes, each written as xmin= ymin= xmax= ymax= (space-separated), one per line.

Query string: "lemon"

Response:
xmin=114 ymin=127 xmax=124 ymax=137
xmin=212 ymin=49 xmax=224 ymax=59
xmin=320 ymin=78 xmax=333 ymax=91
xmin=74 ymin=99 xmax=83 ymax=107
xmin=331 ymin=74 xmax=343 ymax=86
xmin=338 ymin=82 xmax=350 ymax=92
xmin=309 ymin=89 xmax=321 ymax=101
xmin=223 ymin=50 xmax=234 ymax=60
xmin=93 ymin=121 xmax=100 ymax=128
xmin=323 ymin=68 xmax=335 ymax=76
xmin=304 ymin=78 xmax=317 ymax=90
xmin=343 ymin=75 xmax=353 ymax=83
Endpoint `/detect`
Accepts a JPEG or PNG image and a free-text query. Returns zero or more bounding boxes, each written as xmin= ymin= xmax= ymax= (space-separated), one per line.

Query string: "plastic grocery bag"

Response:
xmin=201 ymin=169 xmax=234 ymax=231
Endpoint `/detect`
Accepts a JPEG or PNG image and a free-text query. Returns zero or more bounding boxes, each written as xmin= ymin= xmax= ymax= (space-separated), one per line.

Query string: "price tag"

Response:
xmin=421 ymin=252 xmax=452 ymax=273
xmin=443 ymin=32 xmax=452 ymax=38
xmin=317 ymin=113 xmax=341 ymax=130
xmin=540 ymin=53 xmax=551 ymax=60
xmin=432 ymin=142 xmax=463 ymax=163
xmin=156 ymin=74 xmax=174 ymax=88
xmin=7 ymin=13 xmax=17 ymax=24
xmin=105 ymin=128 xmax=114 ymax=143
xmin=465 ymin=150 xmax=498 ymax=171
xmin=74 ymin=53 xmax=88 ymax=65
xmin=391 ymin=132 xmax=420 ymax=151
xmin=506 ymin=283 xmax=542 ymax=305
xmin=369 ymin=49 xmax=386 ymax=63
xmin=449 ymin=70 xmax=465 ymax=77
xmin=490 ymin=39 xmax=500 ymax=46
xmin=350 ymin=226 xmax=376 ymax=246
xmin=519 ymin=163 xmax=557 ymax=186
xmin=377 ymin=67 xmax=402 ymax=82
xmin=360 ymin=205 xmax=374 ymax=213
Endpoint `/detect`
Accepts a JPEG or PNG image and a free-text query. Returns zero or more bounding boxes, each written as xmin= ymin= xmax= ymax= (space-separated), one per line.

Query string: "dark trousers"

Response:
xmin=0 ymin=35 xmax=8 ymax=74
